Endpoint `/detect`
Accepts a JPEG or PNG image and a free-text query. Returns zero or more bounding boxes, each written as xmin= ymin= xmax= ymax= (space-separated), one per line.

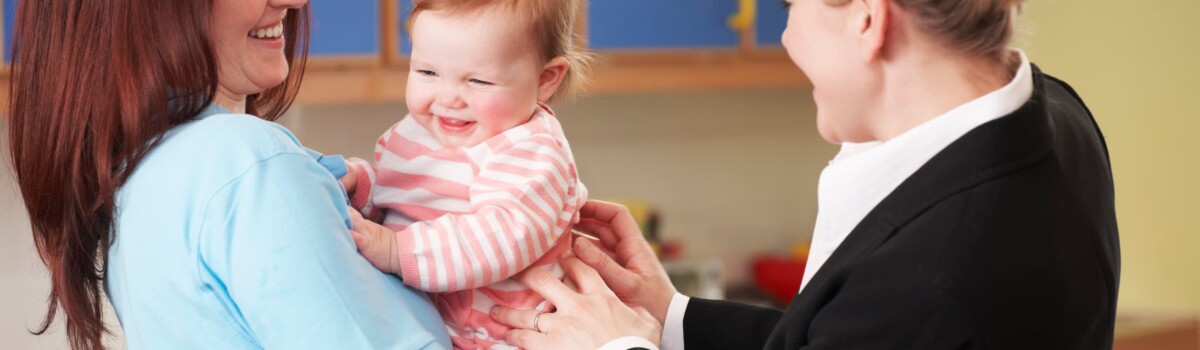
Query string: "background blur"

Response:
xmin=3 ymin=0 xmax=1198 ymax=348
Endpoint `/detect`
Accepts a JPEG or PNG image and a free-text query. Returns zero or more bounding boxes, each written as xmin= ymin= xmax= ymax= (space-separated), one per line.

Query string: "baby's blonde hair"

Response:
xmin=410 ymin=0 xmax=595 ymax=102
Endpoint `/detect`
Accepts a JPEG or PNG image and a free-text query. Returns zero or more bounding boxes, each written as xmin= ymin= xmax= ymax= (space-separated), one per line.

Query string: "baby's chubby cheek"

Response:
xmin=475 ymin=99 xmax=534 ymax=131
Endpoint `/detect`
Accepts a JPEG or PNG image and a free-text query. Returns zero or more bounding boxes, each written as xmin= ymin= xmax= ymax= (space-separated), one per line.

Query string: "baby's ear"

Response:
xmin=537 ymin=57 xmax=570 ymax=102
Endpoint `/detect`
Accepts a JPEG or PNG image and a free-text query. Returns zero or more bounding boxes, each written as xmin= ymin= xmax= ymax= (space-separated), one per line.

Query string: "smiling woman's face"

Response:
xmin=781 ymin=0 xmax=880 ymax=143
xmin=210 ymin=0 xmax=306 ymax=112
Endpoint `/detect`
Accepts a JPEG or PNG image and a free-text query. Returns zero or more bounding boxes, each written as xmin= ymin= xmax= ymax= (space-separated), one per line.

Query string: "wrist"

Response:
xmin=651 ymin=288 xmax=675 ymax=325
xmin=388 ymin=233 xmax=402 ymax=274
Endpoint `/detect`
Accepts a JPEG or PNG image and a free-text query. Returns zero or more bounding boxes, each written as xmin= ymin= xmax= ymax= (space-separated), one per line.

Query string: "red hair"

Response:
xmin=5 ymin=1 xmax=309 ymax=348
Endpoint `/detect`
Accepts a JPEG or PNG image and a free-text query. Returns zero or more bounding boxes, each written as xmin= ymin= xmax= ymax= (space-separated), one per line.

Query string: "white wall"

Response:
xmin=1 ymin=124 xmax=62 ymax=349
xmin=1020 ymin=0 xmax=1200 ymax=313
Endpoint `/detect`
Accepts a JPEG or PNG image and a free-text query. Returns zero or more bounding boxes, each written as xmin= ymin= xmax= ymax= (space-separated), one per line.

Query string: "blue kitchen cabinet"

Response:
xmin=3 ymin=0 xmax=15 ymax=64
xmin=397 ymin=0 xmax=412 ymax=54
xmin=588 ymin=0 xmax=740 ymax=50
xmin=309 ymin=0 xmax=380 ymax=57
xmin=756 ymin=0 xmax=788 ymax=46
xmin=3 ymin=0 xmax=384 ymax=62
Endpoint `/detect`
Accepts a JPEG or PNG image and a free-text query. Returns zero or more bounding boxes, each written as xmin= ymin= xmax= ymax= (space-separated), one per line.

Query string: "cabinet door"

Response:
xmin=589 ymin=0 xmax=740 ymax=50
xmin=309 ymin=0 xmax=380 ymax=58
xmin=397 ymin=0 xmax=412 ymax=54
xmin=0 ymin=1 xmax=385 ymax=62
xmin=756 ymin=0 xmax=788 ymax=46
xmin=3 ymin=0 xmax=15 ymax=64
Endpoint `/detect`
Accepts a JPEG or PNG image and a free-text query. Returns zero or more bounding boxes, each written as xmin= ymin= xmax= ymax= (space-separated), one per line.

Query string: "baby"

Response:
xmin=339 ymin=0 xmax=592 ymax=348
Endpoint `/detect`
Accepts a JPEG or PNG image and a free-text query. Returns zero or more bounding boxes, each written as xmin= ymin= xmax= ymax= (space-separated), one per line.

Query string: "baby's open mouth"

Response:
xmin=438 ymin=116 xmax=476 ymax=133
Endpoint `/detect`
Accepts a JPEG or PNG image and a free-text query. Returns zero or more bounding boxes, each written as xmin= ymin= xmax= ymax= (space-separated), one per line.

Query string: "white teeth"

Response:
xmin=249 ymin=23 xmax=284 ymax=39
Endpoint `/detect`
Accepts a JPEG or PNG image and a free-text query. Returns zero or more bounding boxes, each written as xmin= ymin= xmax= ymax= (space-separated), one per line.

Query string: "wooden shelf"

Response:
xmin=1114 ymin=313 xmax=1200 ymax=350
xmin=295 ymin=49 xmax=810 ymax=106
xmin=0 ymin=50 xmax=809 ymax=111
xmin=3 ymin=0 xmax=810 ymax=109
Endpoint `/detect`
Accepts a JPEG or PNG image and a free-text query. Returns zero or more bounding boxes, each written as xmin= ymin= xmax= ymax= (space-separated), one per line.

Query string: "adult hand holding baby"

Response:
xmin=491 ymin=200 xmax=675 ymax=349
xmin=491 ymin=257 xmax=662 ymax=349
xmin=571 ymin=200 xmax=678 ymax=324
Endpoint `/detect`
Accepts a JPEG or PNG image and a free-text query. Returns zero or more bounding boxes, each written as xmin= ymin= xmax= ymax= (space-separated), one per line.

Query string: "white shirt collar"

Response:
xmin=799 ymin=50 xmax=1034 ymax=293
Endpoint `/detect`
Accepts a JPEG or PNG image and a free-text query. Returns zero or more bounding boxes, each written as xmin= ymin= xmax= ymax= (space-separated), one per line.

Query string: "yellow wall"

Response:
xmin=1021 ymin=0 xmax=1200 ymax=312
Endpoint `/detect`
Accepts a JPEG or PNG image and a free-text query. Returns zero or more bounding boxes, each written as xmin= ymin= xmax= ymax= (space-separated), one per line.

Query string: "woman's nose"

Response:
xmin=271 ymin=0 xmax=308 ymax=9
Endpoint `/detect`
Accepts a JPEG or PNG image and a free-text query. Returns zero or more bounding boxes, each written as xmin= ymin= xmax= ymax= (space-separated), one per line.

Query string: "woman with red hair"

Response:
xmin=6 ymin=0 xmax=450 ymax=348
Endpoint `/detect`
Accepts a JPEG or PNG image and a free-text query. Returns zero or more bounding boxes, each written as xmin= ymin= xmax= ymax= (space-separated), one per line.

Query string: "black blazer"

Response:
xmin=682 ymin=66 xmax=1119 ymax=349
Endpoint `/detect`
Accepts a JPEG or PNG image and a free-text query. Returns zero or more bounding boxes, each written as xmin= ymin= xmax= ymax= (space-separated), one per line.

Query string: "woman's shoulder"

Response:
xmin=153 ymin=112 xmax=314 ymax=176
xmin=177 ymin=112 xmax=306 ymax=159
xmin=122 ymin=111 xmax=314 ymax=201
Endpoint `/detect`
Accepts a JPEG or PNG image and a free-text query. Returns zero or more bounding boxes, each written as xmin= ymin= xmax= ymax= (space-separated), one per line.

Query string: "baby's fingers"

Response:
xmin=347 ymin=209 xmax=366 ymax=226
xmin=346 ymin=210 xmax=371 ymax=247
xmin=349 ymin=228 xmax=368 ymax=247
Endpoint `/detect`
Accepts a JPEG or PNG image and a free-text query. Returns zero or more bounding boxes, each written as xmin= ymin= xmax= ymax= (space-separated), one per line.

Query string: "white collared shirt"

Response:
xmin=652 ymin=50 xmax=1034 ymax=350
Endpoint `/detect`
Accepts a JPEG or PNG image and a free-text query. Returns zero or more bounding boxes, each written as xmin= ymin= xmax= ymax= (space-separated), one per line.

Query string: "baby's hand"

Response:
xmin=347 ymin=209 xmax=401 ymax=274
xmin=339 ymin=161 xmax=360 ymax=196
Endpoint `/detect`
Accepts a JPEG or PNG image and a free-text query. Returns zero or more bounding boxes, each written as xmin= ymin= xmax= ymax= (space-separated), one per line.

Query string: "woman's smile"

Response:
xmin=248 ymin=21 xmax=285 ymax=48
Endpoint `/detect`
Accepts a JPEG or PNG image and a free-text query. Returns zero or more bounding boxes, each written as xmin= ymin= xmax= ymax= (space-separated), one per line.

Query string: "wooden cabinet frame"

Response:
xmin=297 ymin=0 xmax=808 ymax=105
xmin=0 ymin=0 xmax=810 ymax=109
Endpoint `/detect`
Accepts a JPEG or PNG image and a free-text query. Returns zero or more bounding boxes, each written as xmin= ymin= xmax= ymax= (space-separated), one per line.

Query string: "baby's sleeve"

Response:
xmin=346 ymin=157 xmax=379 ymax=220
xmin=394 ymin=134 xmax=584 ymax=292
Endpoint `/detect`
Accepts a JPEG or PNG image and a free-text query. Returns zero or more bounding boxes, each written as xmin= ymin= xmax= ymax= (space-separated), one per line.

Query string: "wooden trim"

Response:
xmin=294 ymin=51 xmax=808 ymax=105
xmin=296 ymin=64 xmax=407 ymax=105
xmin=739 ymin=25 xmax=757 ymax=52
xmin=0 ymin=51 xmax=807 ymax=109
xmin=576 ymin=0 xmax=589 ymax=51
xmin=0 ymin=0 xmax=812 ymax=108
xmin=305 ymin=55 xmax=382 ymax=69
xmin=0 ymin=76 xmax=8 ymax=112
xmin=598 ymin=49 xmax=790 ymax=65
xmin=738 ymin=0 xmax=757 ymax=52
xmin=381 ymin=0 xmax=400 ymax=64
xmin=1114 ymin=313 xmax=1199 ymax=350
xmin=588 ymin=53 xmax=807 ymax=95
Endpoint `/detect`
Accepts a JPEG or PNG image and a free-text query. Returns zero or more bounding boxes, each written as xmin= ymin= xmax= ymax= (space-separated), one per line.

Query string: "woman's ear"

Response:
xmin=537 ymin=57 xmax=570 ymax=102
xmin=856 ymin=0 xmax=889 ymax=61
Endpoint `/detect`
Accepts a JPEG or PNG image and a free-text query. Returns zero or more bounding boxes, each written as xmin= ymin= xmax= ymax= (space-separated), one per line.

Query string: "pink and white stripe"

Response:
xmin=350 ymin=105 xmax=585 ymax=348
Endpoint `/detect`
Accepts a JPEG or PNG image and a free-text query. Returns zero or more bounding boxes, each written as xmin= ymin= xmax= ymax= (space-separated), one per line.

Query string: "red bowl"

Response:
xmin=752 ymin=255 xmax=807 ymax=304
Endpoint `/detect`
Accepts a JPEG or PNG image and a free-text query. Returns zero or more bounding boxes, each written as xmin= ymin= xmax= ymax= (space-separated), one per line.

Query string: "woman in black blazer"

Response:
xmin=492 ymin=0 xmax=1119 ymax=349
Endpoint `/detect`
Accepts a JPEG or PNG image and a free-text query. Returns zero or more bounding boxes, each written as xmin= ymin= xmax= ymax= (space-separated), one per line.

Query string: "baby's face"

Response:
xmin=406 ymin=9 xmax=546 ymax=149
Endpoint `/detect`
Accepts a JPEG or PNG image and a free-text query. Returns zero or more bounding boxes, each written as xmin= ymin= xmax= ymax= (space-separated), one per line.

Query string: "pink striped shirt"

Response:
xmin=350 ymin=105 xmax=585 ymax=348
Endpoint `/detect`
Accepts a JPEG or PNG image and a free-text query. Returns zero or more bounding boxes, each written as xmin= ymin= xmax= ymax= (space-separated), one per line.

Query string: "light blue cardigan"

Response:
xmin=106 ymin=104 xmax=450 ymax=349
